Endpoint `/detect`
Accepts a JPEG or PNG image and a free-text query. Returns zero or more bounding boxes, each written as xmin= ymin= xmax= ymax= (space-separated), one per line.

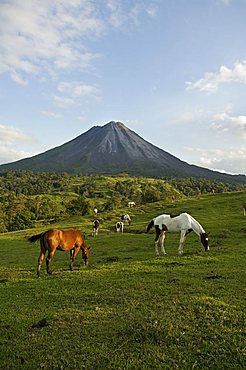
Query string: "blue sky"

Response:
xmin=0 ymin=0 xmax=245 ymax=174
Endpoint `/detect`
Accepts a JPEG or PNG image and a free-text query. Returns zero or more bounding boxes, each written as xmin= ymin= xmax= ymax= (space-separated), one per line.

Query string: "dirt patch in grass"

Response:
xmin=205 ymin=274 xmax=223 ymax=280
xmin=30 ymin=318 xmax=50 ymax=330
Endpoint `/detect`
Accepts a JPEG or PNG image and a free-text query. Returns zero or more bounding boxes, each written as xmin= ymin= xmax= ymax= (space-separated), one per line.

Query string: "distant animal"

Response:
xmin=116 ymin=221 xmax=124 ymax=232
xmin=28 ymin=228 xmax=90 ymax=277
xmin=146 ymin=212 xmax=209 ymax=256
xmin=93 ymin=207 xmax=98 ymax=216
xmin=243 ymin=203 xmax=246 ymax=216
xmin=92 ymin=219 xmax=100 ymax=237
xmin=121 ymin=214 xmax=131 ymax=225
xmin=128 ymin=201 xmax=136 ymax=208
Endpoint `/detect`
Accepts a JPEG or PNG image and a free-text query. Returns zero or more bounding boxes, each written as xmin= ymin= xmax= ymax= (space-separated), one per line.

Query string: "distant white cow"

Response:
xmin=121 ymin=214 xmax=131 ymax=225
xmin=92 ymin=219 xmax=100 ymax=237
xmin=128 ymin=201 xmax=136 ymax=208
xmin=116 ymin=221 xmax=124 ymax=232
xmin=93 ymin=207 xmax=98 ymax=216
xmin=243 ymin=203 xmax=246 ymax=216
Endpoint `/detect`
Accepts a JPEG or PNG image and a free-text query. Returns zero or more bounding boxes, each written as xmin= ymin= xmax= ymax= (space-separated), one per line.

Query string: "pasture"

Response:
xmin=0 ymin=192 xmax=245 ymax=369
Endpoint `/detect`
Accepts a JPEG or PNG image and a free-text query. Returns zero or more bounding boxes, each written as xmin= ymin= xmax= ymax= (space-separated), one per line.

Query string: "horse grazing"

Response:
xmin=116 ymin=221 xmax=124 ymax=232
xmin=128 ymin=201 xmax=136 ymax=208
xmin=28 ymin=228 xmax=90 ymax=277
xmin=121 ymin=214 xmax=131 ymax=225
xmin=146 ymin=212 xmax=209 ymax=256
xmin=92 ymin=219 xmax=100 ymax=237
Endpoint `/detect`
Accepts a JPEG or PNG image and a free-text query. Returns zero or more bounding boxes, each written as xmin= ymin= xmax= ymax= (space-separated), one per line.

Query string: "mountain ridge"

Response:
xmin=0 ymin=121 xmax=245 ymax=183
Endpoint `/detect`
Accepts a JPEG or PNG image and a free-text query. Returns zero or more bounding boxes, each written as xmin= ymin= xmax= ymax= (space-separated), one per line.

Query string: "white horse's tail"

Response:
xmin=146 ymin=220 xmax=154 ymax=233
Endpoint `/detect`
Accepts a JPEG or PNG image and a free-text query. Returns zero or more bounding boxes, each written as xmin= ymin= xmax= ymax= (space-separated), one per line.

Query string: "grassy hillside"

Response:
xmin=0 ymin=191 xmax=245 ymax=369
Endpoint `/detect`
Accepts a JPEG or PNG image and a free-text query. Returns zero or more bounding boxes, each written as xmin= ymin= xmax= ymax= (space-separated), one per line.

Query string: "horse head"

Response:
xmin=81 ymin=242 xmax=90 ymax=266
xmin=201 ymin=232 xmax=209 ymax=251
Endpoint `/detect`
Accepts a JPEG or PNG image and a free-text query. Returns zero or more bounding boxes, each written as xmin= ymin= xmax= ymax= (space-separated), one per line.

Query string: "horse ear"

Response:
xmin=88 ymin=246 xmax=91 ymax=250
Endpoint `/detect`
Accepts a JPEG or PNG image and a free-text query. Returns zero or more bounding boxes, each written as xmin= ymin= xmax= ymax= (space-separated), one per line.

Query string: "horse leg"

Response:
xmin=160 ymin=231 xmax=167 ymax=256
xmin=178 ymin=230 xmax=187 ymax=256
xmin=46 ymin=250 xmax=55 ymax=275
xmin=70 ymin=249 xmax=75 ymax=271
xmin=37 ymin=238 xmax=46 ymax=277
xmin=155 ymin=239 xmax=160 ymax=256
xmin=70 ymin=247 xmax=80 ymax=271
xmin=154 ymin=226 xmax=162 ymax=256
xmin=37 ymin=249 xmax=45 ymax=277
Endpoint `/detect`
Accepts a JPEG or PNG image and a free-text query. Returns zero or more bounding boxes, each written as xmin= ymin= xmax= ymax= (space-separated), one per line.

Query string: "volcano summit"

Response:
xmin=0 ymin=121 xmax=245 ymax=182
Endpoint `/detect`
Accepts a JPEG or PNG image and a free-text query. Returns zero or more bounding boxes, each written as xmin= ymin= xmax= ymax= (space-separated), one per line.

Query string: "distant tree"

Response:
xmin=37 ymin=196 xmax=66 ymax=221
xmin=66 ymin=196 xmax=90 ymax=215
xmin=0 ymin=209 xmax=7 ymax=233
xmin=103 ymin=195 xmax=123 ymax=211
xmin=141 ymin=185 xmax=161 ymax=203
xmin=9 ymin=210 xmax=35 ymax=231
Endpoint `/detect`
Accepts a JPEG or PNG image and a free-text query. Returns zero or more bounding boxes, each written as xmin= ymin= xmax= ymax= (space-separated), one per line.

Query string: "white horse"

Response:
xmin=121 ymin=214 xmax=131 ymax=225
xmin=146 ymin=212 xmax=209 ymax=256
xmin=116 ymin=221 xmax=124 ymax=232
xmin=92 ymin=219 xmax=100 ymax=237
xmin=128 ymin=201 xmax=136 ymax=208
xmin=93 ymin=207 xmax=98 ymax=216
xmin=243 ymin=203 xmax=246 ymax=216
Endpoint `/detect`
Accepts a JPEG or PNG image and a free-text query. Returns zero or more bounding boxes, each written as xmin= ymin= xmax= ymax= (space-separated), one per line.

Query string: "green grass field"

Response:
xmin=0 ymin=192 xmax=245 ymax=369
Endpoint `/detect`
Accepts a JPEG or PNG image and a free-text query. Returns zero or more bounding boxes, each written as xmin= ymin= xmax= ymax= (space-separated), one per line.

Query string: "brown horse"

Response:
xmin=28 ymin=229 xmax=89 ymax=277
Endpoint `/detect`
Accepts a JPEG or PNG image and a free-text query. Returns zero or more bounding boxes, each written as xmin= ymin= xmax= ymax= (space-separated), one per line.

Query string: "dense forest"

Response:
xmin=0 ymin=170 xmax=245 ymax=233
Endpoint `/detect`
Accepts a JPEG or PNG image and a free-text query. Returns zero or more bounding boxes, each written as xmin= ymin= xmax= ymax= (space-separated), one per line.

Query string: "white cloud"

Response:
xmin=186 ymin=61 xmax=246 ymax=92
xmin=0 ymin=1 xmax=158 ymax=84
xmin=106 ymin=0 xmax=126 ymax=27
xmin=146 ymin=6 xmax=158 ymax=17
xmin=211 ymin=112 xmax=246 ymax=138
xmin=0 ymin=1 xmax=104 ymax=83
xmin=77 ymin=115 xmax=86 ymax=122
xmin=177 ymin=109 xmax=206 ymax=124
xmin=0 ymin=124 xmax=31 ymax=143
xmin=53 ymin=95 xmax=75 ymax=108
xmin=185 ymin=146 xmax=246 ymax=175
xmin=0 ymin=147 xmax=33 ymax=165
xmin=105 ymin=1 xmax=157 ymax=27
xmin=41 ymin=111 xmax=62 ymax=119
xmin=57 ymin=81 xmax=100 ymax=98
xmin=0 ymin=124 xmax=33 ymax=164
xmin=10 ymin=70 xmax=28 ymax=86
xmin=55 ymin=81 xmax=100 ymax=108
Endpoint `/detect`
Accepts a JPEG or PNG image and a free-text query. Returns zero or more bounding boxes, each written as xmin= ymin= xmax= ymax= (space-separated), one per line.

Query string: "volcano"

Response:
xmin=0 ymin=121 xmax=245 ymax=182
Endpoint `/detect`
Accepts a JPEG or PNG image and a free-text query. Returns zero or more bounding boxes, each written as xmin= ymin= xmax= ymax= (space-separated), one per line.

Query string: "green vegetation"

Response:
xmin=0 ymin=170 xmax=245 ymax=233
xmin=0 ymin=189 xmax=245 ymax=369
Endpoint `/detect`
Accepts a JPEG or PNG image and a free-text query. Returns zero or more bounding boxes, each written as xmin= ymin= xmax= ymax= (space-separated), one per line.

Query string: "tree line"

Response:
xmin=0 ymin=170 xmax=244 ymax=233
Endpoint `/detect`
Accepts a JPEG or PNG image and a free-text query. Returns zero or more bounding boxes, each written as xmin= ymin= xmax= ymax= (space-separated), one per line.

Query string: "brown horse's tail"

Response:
xmin=28 ymin=233 xmax=44 ymax=243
